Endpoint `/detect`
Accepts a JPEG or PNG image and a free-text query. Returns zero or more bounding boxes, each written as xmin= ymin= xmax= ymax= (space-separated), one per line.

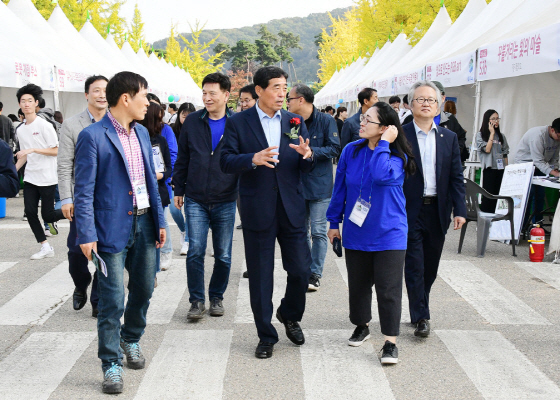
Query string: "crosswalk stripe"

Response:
xmin=234 ymin=259 xmax=286 ymax=324
xmin=438 ymin=260 xmax=550 ymax=325
xmin=0 ymin=221 xmax=177 ymax=230
xmin=301 ymin=330 xmax=395 ymax=400
xmin=516 ymin=262 xmax=560 ymax=291
xmin=335 ymin=259 xmax=410 ymax=324
xmin=0 ymin=331 xmax=95 ymax=400
xmin=437 ymin=330 xmax=560 ymax=399
xmin=0 ymin=261 xmax=17 ymax=275
xmin=134 ymin=330 xmax=233 ymax=400
xmin=147 ymin=260 xmax=187 ymax=324
xmin=0 ymin=262 xmax=73 ymax=325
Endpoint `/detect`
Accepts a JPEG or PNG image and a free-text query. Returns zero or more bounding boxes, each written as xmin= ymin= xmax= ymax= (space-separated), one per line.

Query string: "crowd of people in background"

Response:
xmin=1 ymin=66 xmax=560 ymax=395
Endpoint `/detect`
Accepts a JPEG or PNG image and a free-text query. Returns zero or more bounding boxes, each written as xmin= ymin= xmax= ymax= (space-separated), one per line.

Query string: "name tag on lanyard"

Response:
xmin=349 ymin=198 xmax=371 ymax=227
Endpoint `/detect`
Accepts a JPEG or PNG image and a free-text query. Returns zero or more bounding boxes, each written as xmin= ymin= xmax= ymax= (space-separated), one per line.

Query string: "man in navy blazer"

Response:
xmin=402 ymin=81 xmax=466 ymax=338
xmin=74 ymin=72 xmax=166 ymax=394
xmin=221 ymin=66 xmax=315 ymax=359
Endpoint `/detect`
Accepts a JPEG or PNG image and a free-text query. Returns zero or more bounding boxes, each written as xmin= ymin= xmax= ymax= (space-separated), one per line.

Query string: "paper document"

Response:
xmin=92 ymin=249 xmax=108 ymax=277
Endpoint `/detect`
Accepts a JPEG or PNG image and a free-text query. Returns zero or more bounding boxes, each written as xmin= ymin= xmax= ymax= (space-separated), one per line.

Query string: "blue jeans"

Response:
xmin=161 ymin=207 xmax=172 ymax=255
xmin=169 ymin=190 xmax=188 ymax=242
xmin=306 ymin=198 xmax=330 ymax=277
xmin=184 ymin=197 xmax=236 ymax=303
xmin=97 ymin=212 xmax=157 ymax=371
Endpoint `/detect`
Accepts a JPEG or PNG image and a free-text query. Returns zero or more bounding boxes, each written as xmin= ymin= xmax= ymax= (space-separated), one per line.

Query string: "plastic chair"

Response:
xmin=458 ymin=178 xmax=517 ymax=258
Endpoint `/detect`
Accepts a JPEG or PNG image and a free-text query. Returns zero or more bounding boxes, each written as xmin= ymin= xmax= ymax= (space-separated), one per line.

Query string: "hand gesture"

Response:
xmin=252 ymin=146 xmax=279 ymax=169
xmin=156 ymin=228 xmax=166 ymax=249
xmin=381 ymin=126 xmax=398 ymax=143
xmin=289 ymin=136 xmax=312 ymax=159
xmin=488 ymin=121 xmax=495 ymax=136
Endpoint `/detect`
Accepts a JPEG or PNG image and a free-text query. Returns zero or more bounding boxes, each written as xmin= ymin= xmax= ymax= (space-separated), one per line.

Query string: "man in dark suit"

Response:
xmin=403 ymin=80 xmax=466 ymax=338
xmin=221 ymin=66 xmax=315 ymax=359
xmin=74 ymin=72 xmax=166 ymax=394
xmin=340 ymin=87 xmax=377 ymax=150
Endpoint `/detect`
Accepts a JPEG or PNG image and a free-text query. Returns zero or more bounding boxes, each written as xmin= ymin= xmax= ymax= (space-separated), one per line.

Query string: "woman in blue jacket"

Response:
xmin=327 ymin=102 xmax=416 ymax=365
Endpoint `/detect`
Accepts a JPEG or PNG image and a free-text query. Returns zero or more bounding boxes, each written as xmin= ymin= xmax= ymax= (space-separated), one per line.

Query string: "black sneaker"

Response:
xmin=120 ymin=339 xmax=145 ymax=369
xmin=102 ymin=364 xmax=124 ymax=394
xmin=187 ymin=301 xmax=206 ymax=320
xmin=242 ymin=271 xmax=249 ymax=279
xmin=209 ymin=298 xmax=224 ymax=317
xmin=380 ymin=341 xmax=398 ymax=365
xmin=348 ymin=325 xmax=370 ymax=347
xmin=308 ymin=273 xmax=320 ymax=292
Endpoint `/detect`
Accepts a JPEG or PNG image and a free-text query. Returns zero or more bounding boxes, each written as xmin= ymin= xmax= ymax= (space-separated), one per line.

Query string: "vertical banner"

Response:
xmin=425 ymin=51 xmax=476 ymax=88
xmin=478 ymin=23 xmax=560 ymax=81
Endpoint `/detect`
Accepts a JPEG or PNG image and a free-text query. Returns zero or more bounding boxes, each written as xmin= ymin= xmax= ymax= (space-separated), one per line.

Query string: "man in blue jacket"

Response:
xmin=287 ymin=83 xmax=340 ymax=291
xmin=402 ymin=81 xmax=466 ymax=339
xmin=74 ymin=71 xmax=166 ymax=394
xmin=221 ymin=67 xmax=315 ymax=359
xmin=172 ymin=73 xmax=237 ymax=321
xmin=340 ymin=87 xmax=378 ymax=150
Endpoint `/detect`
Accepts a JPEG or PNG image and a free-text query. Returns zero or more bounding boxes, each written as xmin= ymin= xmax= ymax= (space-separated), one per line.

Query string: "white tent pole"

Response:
xmin=465 ymin=79 xmax=482 ymax=181
xmin=53 ymin=65 xmax=60 ymax=111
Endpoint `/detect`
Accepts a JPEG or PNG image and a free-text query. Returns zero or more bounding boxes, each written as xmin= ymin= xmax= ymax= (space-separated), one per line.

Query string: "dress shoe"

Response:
xmin=242 ymin=271 xmax=249 ymax=279
xmin=414 ymin=319 xmax=430 ymax=337
xmin=92 ymin=307 xmax=99 ymax=318
xmin=255 ymin=341 xmax=274 ymax=359
xmin=73 ymin=288 xmax=87 ymax=310
xmin=276 ymin=308 xmax=305 ymax=345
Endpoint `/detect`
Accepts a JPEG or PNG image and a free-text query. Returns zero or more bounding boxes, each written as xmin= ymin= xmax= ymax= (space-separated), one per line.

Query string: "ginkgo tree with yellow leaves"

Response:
xmin=317 ymin=0 xmax=490 ymax=87
xmin=165 ymin=22 xmax=224 ymax=87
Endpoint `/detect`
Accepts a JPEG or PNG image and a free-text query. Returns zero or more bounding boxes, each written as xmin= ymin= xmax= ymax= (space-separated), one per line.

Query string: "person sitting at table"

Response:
xmin=476 ymin=110 xmax=509 ymax=212
xmin=514 ymin=118 xmax=560 ymax=224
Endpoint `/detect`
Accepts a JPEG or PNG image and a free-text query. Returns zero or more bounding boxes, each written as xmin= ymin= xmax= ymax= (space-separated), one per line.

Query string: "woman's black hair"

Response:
xmin=335 ymin=106 xmax=347 ymax=119
xmin=139 ymin=102 xmax=163 ymax=138
xmin=480 ymin=109 xmax=503 ymax=144
xmin=352 ymin=102 xmax=416 ymax=176
xmin=172 ymin=102 xmax=195 ymax=138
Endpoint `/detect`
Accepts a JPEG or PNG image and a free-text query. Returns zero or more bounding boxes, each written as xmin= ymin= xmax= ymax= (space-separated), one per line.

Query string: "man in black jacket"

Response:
xmin=432 ymin=81 xmax=468 ymax=162
xmin=0 ymin=139 xmax=19 ymax=198
xmin=173 ymin=73 xmax=237 ymax=320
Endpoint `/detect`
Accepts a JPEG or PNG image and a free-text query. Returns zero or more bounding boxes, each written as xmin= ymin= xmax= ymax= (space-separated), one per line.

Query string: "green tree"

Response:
xmin=258 ymin=25 xmax=279 ymax=46
xmin=255 ymin=39 xmax=281 ymax=66
xmin=213 ymin=43 xmax=231 ymax=66
xmin=229 ymin=40 xmax=258 ymax=78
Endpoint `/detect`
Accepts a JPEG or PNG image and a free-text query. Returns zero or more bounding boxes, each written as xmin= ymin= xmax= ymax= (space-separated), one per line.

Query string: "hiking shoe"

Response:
xmin=120 ymin=340 xmax=145 ymax=369
xmin=180 ymin=241 xmax=189 ymax=256
xmin=209 ymin=298 xmax=224 ymax=317
xmin=308 ymin=273 xmax=320 ymax=292
xmin=30 ymin=245 xmax=55 ymax=260
xmin=102 ymin=364 xmax=124 ymax=394
xmin=380 ymin=341 xmax=398 ymax=365
xmin=187 ymin=301 xmax=206 ymax=320
xmin=47 ymin=222 xmax=58 ymax=235
xmin=348 ymin=325 xmax=370 ymax=347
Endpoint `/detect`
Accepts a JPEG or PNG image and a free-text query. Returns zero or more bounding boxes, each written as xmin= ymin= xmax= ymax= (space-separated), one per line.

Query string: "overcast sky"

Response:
xmin=121 ymin=0 xmax=355 ymax=43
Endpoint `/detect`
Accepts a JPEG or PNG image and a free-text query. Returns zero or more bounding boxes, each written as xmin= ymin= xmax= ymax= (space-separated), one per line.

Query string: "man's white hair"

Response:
xmin=408 ymin=80 xmax=442 ymax=108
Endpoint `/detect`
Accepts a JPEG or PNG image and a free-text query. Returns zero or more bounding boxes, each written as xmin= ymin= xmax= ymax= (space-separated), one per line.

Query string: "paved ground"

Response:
xmin=1 ymin=193 xmax=560 ymax=399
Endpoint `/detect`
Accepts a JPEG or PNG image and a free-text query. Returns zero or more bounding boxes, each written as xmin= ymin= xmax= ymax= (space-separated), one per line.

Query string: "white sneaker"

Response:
xmin=180 ymin=242 xmax=189 ymax=256
xmin=160 ymin=252 xmax=172 ymax=271
xmin=44 ymin=229 xmax=53 ymax=237
xmin=180 ymin=231 xmax=186 ymax=243
xmin=31 ymin=246 xmax=54 ymax=260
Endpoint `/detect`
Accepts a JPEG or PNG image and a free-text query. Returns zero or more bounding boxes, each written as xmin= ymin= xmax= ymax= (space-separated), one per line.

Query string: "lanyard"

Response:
xmin=358 ymin=147 xmax=375 ymax=204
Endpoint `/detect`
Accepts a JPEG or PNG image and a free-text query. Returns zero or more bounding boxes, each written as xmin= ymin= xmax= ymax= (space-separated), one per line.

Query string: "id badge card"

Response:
xmin=496 ymin=158 xmax=504 ymax=170
xmin=152 ymin=145 xmax=165 ymax=173
xmin=134 ymin=180 xmax=150 ymax=209
xmin=348 ymin=198 xmax=370 ymax=227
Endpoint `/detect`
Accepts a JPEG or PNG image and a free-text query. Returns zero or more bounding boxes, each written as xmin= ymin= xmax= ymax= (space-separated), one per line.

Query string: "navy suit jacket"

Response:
xmin=0 ymin=139 xmax=18 ymax=198
xmin=220 ymin=106 xmax=315 ymax=231
xmin=402 ymin=121 xmax=466 ymax=234
xmin=74 ymin=114 xmax=165 ymax=253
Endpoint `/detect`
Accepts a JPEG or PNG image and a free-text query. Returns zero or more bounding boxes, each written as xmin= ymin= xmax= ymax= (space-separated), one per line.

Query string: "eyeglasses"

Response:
xmin=413 ymin=97 xmax=438 ymax=105
xmin=490 ymin=117 xmax=500 ymax=121
xmin=286 ymin=96 xmax=302 ymax=102
xmin=359 ymin=115 xmax=382 ymax=125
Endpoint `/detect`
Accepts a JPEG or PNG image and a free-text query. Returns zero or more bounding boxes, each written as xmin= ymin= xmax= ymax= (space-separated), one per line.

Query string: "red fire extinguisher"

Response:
xmin=528 ymin=224 xmax=545 ymax=262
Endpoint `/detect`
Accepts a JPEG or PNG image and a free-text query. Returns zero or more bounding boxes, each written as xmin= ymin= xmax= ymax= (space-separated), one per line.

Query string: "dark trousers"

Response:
xmin=23 ymin=182 xmax=64 ymax=243
xmin=68 ymin=217 xmax=98 ymax=307
xmin=345 ymin=249 xmax=405 ymax=336
xmin=405 ymin=202 xmax=446 ymax=323
xmin=524 ymin=169 xmax=546 ymax=226
xmin=480 ymin=168 xmax=505 ymax=213
xmin=243 ymin=194 xmax=312 ymax=344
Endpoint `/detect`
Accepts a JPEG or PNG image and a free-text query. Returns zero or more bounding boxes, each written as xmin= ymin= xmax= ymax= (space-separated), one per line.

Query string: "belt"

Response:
xmin=133 ymin=207 xmax=149 ymax=216
xmin=422 ymin=196 xmax=437 ymax=205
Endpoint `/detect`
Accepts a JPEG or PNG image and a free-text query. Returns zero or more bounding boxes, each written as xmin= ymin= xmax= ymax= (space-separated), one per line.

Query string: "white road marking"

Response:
xmin=134 ymin=330 xmax=233 ymax=400
xmin=147 ymin=260 xmax=187 ymax=324
xmin=0 ymin=262 xmax=73 ymax=325
xmin=0 ymin=332 xmax=95 ymax=400
xmin=438 ymin=260 xmax=550 ymax=325
xmin=0 ymin=261 xmax=17 ymax=275
xmin=437 ymin=330 xmax=560 ymax=400
xmin=516 ymin=262 xmax=560 ymax=291
xmin=301 ymin=329 xmax=395 ymax=400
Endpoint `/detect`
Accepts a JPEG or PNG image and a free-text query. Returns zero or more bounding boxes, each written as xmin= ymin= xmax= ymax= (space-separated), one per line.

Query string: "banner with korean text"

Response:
xmin=393 ymin=68 xmax=425 ymax=96
xmin=426 ymin=51 xmax=476 ymax=88
xmin=373 ymin=76 xmax=394 ymax=98
xmin=477 ymin=23 xmax=560 ymax=81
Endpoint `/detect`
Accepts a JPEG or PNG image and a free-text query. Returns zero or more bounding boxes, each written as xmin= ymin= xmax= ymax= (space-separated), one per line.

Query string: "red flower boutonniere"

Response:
xmin=285 ymin=117 xmax=301 ymax=139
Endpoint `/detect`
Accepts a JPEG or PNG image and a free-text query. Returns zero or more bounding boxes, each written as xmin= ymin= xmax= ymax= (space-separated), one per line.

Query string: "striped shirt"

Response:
xmin=108 ymin=111 xmax=146 ymax=206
